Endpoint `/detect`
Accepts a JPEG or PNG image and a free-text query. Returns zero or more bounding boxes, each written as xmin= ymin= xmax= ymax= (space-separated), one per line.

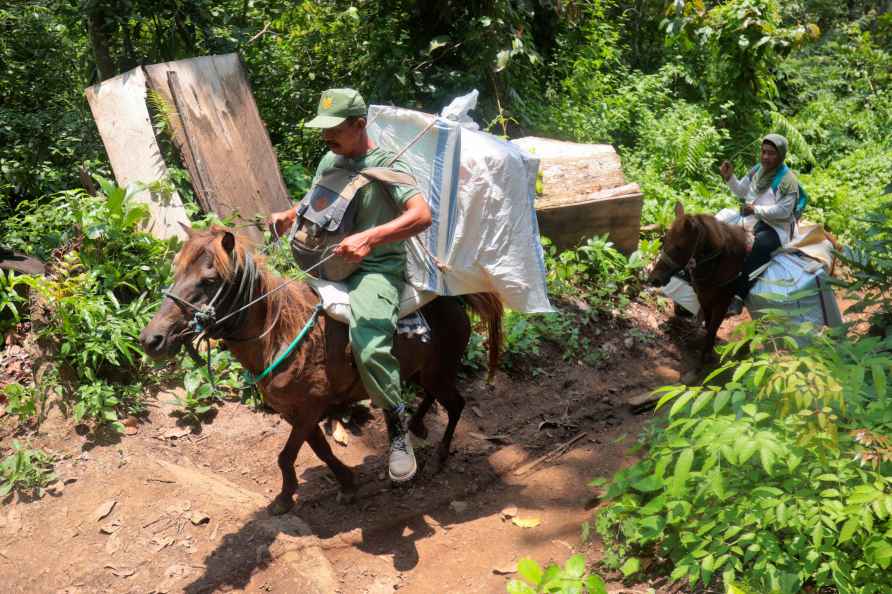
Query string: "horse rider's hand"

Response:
xmin=719 ymin=160 xmax=734 ymax=181
xmin=335 ymin=232 xmax=373 ymax=263
xmin=268 ymin=207 xmax=297 ymax=239
xmin=740 ymin=203 xmax=755 ymax=216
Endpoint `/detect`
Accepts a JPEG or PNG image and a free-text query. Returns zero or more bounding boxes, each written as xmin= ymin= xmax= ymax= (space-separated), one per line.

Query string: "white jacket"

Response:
xmin=726 ymin=169 xmax=798 ymax=245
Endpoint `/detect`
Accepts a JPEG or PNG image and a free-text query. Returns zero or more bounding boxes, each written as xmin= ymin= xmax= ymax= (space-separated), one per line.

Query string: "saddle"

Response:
xmin=289 ymin=166 xmax=418 ymax=281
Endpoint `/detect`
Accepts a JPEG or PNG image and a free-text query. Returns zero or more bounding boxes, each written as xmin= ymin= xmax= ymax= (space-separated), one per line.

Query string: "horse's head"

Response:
xmin=139 ymin=225 xmax=249 ymax=359
xmin=647 ymin=201 xmax=701 ymax=287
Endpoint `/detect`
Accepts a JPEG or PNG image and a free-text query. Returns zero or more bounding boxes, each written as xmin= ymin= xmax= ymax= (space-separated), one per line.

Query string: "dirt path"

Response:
xmin=0 ymin=300 xmax=731 ymax=594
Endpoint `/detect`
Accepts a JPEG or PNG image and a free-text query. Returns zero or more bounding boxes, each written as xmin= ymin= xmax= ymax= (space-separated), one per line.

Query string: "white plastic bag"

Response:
xmin=440 ymin=90 xmax=480 ymax=131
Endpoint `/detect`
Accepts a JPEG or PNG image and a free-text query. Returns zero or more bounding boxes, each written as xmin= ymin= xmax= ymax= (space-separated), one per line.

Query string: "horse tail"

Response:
xmin=463 ymin=292 xmax=503 ymax=382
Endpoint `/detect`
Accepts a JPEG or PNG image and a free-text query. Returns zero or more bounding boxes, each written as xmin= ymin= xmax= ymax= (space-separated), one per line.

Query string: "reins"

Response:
xmin=163 ymin=239 xmax=339 ymax=387
xmin=658 ymin=217 xmax=738 ymax=288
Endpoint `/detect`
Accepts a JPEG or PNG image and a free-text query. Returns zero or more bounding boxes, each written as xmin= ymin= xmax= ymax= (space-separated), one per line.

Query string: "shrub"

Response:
xmin=507 ymin=554 xmax=607 ymax=594
xmin=0 ymin=441 xmax=55 ymax=498
xmin=594 ymin=317 xmax=892 ymax=593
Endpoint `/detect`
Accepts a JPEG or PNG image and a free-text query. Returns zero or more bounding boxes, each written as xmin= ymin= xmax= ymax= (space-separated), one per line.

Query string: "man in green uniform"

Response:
xmin=268 ymin=88 xmax=431 ymax=482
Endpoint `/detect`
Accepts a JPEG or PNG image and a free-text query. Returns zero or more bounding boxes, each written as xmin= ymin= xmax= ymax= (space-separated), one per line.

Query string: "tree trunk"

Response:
xmin=86 ymin=10 xmax=115 ymax=81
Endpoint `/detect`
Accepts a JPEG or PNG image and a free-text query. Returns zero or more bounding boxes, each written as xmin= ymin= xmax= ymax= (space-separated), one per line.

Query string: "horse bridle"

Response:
xmin=163 ymin=251 xmax=284 ymax=381
xmin=657 ymin=219 xmax=727 ymax=285
xmin=159 ymin=233 xmax=345 ymax=385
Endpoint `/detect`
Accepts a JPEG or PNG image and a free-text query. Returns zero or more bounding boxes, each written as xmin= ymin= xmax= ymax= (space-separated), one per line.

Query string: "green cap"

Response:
xmin=304 ymin=88 xmax=367 ymax=129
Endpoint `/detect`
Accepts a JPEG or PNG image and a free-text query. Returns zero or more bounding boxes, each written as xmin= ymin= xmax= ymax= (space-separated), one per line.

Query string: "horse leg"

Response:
xmin=306 ymin=423 xmax=357 ymax=503
xmin=701 ymin=296 xmax=731 ymax=365
xmin=269 ymin=418 xmax=314 ymax=516
xmin=432 ymin=386 xmax=465 ymax=472
xmin=407 ymin=389 xmax=436 ymax=439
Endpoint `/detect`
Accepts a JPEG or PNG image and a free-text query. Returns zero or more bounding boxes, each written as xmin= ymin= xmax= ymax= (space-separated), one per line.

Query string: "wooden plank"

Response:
xmin=144 ymin=54 xmax=293 ymax=243
xmin=0 ymin=249 xmax=45 ymax=276
xmin=85 ymin=67 xmax=191 ymax=241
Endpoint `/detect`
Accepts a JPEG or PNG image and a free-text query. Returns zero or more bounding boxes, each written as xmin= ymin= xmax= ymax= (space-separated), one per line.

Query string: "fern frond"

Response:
xmin=146 ymin=89 xmax=180 ymax=137
xmin=770 ymin=111 xmax=816 ymax=166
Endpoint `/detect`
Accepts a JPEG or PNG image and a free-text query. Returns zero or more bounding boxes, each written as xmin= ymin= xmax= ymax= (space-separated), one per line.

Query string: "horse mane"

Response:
xmin=177 ymin=226 xmax=321 ymax=363
xmin=688 ymin=214 xmax=747 ymax=258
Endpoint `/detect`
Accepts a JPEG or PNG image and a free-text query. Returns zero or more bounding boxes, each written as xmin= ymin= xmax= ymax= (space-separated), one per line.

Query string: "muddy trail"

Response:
xmin=0 ymin=300 xmax=738 ymax=594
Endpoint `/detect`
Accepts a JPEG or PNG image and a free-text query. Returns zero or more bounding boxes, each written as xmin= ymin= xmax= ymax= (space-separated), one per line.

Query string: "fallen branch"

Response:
xmin=513 ymin=431 xmax=587 ymax=477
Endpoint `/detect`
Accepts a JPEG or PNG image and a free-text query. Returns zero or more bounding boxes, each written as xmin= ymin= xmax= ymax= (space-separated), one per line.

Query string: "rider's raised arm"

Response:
xmin=727 ymin=168 xmax=754 ymax=200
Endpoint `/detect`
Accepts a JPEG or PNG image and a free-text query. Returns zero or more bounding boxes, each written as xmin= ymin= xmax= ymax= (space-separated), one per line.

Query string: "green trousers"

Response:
xmin=346 ymin=270 xmax=405 ymax=410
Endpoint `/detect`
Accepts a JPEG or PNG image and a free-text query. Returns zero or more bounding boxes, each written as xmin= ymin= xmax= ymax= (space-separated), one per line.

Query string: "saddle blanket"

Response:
xmin=309 ymin=277 xmax=435 ymax=341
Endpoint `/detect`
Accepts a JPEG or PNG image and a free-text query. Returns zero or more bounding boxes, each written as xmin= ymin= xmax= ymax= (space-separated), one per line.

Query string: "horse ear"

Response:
xmin=221 ymin=230 xmax=236 ymax=254
xmin=674 ymin=201 xmax=685 ymax=219
xmin=179 ymin=222 xmax=195 ymax=238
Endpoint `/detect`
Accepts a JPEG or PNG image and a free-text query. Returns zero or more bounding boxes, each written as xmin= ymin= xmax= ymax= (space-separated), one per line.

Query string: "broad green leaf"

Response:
xmin=564 ymin=554 xmax=585 ymax=579
xmin=849 ymin=486 xmax=882 ymax=505
xmin=620 ymin=557 xmax=640 ymax=577
xmin=838 ymin=517 xmax=859 ymax=543
xmin=732 ymin=361 xmax=753 ymax=382
xmin=516 ymin=558 xmax=542 ymax=585
xmin=871 ymin=364 xmax=887 ymax=398
xmin=759 ymin=445 xmax=775 ymax=475
xmin=670 ymin=448 xmax=694 ymax=496
xmin=631 ymin=475 xmax=664 ymax=493
xmin=506 ymin=580 xmax=536 ymax=594
xmin=737 ymin=439 xmax=757 ymax=464
xmin=670 ymin=390 xmax=697 ymax=417
xmin=691 ymin=391 xmax=712 ymax=416
xmin=585 ymin=574 xmax=607 ymax=594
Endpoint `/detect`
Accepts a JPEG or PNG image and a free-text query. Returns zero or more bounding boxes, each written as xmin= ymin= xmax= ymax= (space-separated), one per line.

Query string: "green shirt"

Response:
xmin=312 ymin=147 xmax=418 ymax=276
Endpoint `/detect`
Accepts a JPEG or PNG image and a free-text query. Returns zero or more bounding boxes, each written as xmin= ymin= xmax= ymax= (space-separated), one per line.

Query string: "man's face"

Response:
xmin=322 ymin=118 xmax=364 ymax=156
xmin=760 ymin=142 xmax=781 ymax=170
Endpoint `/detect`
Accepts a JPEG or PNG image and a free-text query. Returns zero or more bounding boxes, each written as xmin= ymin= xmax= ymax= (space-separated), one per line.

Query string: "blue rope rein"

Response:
xmin=244 ymin=303 xmax=324 ymax=386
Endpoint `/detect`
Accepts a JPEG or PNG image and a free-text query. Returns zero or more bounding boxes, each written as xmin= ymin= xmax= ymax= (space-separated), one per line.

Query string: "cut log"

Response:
xmin=513 ymin=137 xmax=643 ymax=254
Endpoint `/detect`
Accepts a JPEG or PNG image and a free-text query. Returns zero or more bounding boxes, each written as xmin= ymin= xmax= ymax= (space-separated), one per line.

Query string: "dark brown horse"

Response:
xmin=647 ymin=202 xmax=747 ymax=363
xmin=139 ymin=226 xmax=502 ymax=515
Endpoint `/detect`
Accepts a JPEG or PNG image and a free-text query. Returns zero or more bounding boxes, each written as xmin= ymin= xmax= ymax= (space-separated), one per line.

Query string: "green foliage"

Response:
xmin=1 ymin=179 xmax=176 ymax=431
xmin=501 ymin=310 xmax=543 ymax=371
xmin=543 ymin=235 xmax=640 ymax=307
xmin=665 ymin=0 xmax=818 ymax=128
xmin=840 ymin=195 xmax=892 ymax=334
xmin=595 ymin=317 xmax=892 ymax=593
xmin=0 ymin=269 xmax=37 ymax=334
xmin=169 ymin=349 xmax=247 ymax=421
xmin=0 ymin=441 xmax=55 ymax=499
xmin=73 ymin=377 xmax=126 ymax=433
xmin=1 ymin=382 xmax=38 ymax=423
xmin=506 ymin=555 xmax=607 ymax=594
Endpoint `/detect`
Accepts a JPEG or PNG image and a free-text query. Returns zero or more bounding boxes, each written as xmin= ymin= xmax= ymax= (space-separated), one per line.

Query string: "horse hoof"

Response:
xmin=267 ymin=495 xmax=294 ymax=516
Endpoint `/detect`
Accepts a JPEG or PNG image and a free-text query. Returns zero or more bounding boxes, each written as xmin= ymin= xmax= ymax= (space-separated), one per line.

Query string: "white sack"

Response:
xmin=365 ymin=98 xmax=552 ymax=313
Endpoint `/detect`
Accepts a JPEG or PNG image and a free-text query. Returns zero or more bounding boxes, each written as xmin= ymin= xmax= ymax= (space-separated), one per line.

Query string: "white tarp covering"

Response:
xmin=356 ymin=94 xmax=552 ymax=313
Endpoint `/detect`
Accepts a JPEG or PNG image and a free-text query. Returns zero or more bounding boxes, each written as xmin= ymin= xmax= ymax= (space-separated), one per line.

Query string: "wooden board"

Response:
xmin=0 ymin=249 xmax=45 ymax=276
xmin=85 ymin=67 xmax=191 ymax=241
xmin=144 ymin=54 xmax=293 ymax=242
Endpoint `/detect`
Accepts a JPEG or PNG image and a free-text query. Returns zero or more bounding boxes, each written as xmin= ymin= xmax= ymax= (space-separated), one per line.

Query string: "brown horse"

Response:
xmin=647 ymin=202 xmax=747 ymax=364
xmin=139 ymin=226 xmax=502 ymax=515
